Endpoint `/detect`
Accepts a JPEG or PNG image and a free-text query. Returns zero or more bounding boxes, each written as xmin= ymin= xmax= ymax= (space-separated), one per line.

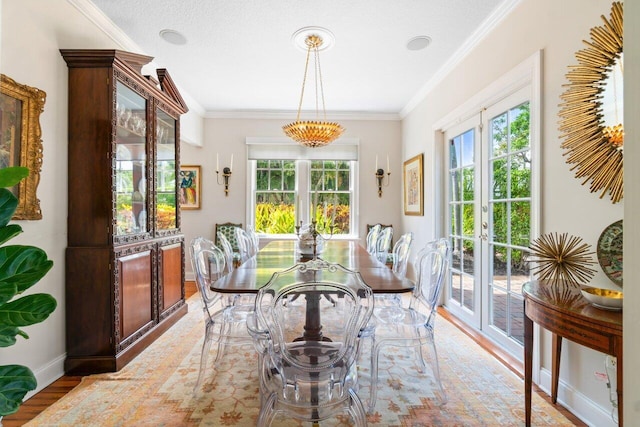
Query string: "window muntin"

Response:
xmin=253 ymin=159 xmax=354 ymax=236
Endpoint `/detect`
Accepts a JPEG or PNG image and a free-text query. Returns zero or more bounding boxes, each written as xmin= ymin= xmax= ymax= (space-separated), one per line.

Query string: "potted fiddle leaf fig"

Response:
xmin=0 ymin=166 xmax=56 ymax=417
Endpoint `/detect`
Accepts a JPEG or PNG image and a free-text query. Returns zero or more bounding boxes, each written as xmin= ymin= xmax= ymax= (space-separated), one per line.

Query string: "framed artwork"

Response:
xmin=403 ymin=153 xmax=423 ymax=216
xmin=0 ymin=74 xmax=46 ymax=220
xmin=179 ymin=165 xmax=201 ymax=210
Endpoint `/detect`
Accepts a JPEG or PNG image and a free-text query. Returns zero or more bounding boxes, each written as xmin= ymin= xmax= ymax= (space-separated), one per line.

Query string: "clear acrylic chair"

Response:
xmin=368 ymin=245 xmax=449 ymax=412
xmin=375 ymin=226 xmax=394 ymax=264
xmin=370 ymin=232 xmax=415 ymax=325
xmin=190 ymin=244 xmax=254 ymax=392
xmin=235 ymin=227 xmax=254 ymax=263
xmin=216 ymin=232 xmax=235 ymax=274
xmin=246 ymin=225 xmax=260 ymax=256
xmin=247 ymin=259 xmax=373 ymax=427
xmin=366 ymin=224 xmax=382 ymax=255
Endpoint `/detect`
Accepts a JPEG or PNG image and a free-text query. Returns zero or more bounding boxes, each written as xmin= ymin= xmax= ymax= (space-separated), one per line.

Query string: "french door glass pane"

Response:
xmin=487 ymin=101 xmax=531 ymax=345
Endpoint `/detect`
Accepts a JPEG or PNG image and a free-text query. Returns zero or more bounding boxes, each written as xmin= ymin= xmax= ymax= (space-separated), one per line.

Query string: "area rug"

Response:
xmin=27 ymin=296 xmax=575 ymax=426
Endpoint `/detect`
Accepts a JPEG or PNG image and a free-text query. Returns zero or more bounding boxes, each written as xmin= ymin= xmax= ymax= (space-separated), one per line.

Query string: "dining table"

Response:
xmin=211 ymin=239 xmax=414 ymax=295
xmin=211 ymin=239 xmax=414 ymax=341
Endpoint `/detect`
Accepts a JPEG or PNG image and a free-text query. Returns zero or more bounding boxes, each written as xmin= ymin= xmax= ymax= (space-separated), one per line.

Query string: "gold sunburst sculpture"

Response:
xmin=558 ymin=1 xmax=623 ymax=203
xmin=528 ymin=232 xmax=598 ymax=286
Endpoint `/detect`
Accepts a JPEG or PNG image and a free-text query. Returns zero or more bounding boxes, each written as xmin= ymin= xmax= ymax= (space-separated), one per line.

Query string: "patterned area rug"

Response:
xmin=28 ymin=296 xmax=575 ymax=426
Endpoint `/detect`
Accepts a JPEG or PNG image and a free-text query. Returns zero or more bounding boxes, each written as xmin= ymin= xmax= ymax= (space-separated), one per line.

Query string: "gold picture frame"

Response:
xmin=179 ymin=165 xmax=201 ymax=210
xmin=0 ymin=74 xmax=45 ymax=219
xmin=558 ymin=2 xmax=623 ymax=203
xmin=403 ymin=153 xmax=423 ymax=216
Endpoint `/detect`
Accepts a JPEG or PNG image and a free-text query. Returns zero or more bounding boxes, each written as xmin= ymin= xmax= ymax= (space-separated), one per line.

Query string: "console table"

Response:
xmin=523 ymin=280 xmax=622 ymax=426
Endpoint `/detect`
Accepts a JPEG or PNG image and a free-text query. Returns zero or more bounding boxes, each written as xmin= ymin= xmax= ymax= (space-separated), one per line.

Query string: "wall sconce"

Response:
xmin=215 ymin=153 xmax=233 ymax=196
xmin=375 ymin=155 xmax=391 ymax=197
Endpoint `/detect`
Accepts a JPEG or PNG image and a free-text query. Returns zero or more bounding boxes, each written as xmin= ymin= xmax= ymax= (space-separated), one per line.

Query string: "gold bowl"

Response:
xmin=580 ymin=286 xmax=623 ymax=311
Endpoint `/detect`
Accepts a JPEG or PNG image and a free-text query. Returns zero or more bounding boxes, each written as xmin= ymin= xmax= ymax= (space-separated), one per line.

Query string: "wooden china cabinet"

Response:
xmin=61 ymin=50 xmax=189 ymax=374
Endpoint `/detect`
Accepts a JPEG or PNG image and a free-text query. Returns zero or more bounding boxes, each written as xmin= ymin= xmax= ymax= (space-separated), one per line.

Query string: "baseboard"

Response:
xmin=28 ymin=353 xmax=66 ymax=399
xmin=538 ymin=368 xmax=617 ymax=427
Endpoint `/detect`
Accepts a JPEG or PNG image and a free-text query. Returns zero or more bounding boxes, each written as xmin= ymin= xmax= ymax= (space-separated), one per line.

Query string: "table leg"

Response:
xmin=551 ymin=333 xmax=562 ymax=404
xmin=524 ymin=306 xmax=533 ymax=427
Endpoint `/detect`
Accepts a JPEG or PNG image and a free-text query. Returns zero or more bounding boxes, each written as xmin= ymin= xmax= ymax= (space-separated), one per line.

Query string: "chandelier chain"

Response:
xmin=295 ymin=42 xmax=313 ymax=122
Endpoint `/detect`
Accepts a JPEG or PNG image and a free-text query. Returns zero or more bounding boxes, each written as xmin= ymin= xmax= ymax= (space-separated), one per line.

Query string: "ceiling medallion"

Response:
xmin=283 ymin=28 xmax=344 ymax=148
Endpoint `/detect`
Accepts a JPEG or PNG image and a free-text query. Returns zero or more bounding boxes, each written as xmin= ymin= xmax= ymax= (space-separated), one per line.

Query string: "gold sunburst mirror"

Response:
xmin=558 ymin=1 xmax=623 ymax=203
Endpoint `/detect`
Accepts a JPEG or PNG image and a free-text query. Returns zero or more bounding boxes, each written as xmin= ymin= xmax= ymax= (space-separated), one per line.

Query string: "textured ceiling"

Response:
xmin=88 ymin=0 xmax=508 ymax=115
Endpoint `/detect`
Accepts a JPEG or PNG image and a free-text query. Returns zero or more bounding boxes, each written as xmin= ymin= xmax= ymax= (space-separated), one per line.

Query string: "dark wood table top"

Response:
xmin=212 ymin=240 xmax=414 ymax=294
xmin=522 ymin=280 xmax=622 ymax=331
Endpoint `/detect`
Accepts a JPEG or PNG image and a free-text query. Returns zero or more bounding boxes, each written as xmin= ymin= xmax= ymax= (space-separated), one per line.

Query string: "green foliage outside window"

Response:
xmin=457 ymin=103 xmax=531 ymax=271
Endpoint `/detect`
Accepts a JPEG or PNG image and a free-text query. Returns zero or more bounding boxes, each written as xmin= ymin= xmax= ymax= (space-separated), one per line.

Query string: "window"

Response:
xmin=247 ymin=138 xmax=359 ymax=238
xmin=309 ymin=160 xmax=351 ymax=234
xmin=255 ymin=160 xmax=297 ymax=234
xmin=253 ymin=159 xmax=354 ymax=236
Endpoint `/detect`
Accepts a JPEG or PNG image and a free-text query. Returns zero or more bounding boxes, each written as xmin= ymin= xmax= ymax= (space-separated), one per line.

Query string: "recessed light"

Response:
xmin=159 ymin=29 xmax=187 ymax=45
xmin=406 ymin=36 xmax=432 ymax=51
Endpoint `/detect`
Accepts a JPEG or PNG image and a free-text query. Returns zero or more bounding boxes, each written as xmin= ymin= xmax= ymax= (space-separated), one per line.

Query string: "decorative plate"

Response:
xmin=597 ymin=220 xmax=623 ymax=287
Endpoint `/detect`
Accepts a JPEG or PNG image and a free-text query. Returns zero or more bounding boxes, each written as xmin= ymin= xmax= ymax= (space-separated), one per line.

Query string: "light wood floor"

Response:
xmin=3 ymin=281 xmax=585 ymax=426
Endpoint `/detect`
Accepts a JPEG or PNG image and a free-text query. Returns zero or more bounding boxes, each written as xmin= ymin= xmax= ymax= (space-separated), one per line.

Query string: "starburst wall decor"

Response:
xmin=558 ymin=2 xmax=624 ymax=203
xmin=528 ymin=232 xmax=598 ymax=286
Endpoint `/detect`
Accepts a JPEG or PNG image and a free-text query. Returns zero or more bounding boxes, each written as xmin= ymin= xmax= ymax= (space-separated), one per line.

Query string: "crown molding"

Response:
xmin=67 ymin=0 xmax=207 ymax=116
xmin=204 ymin=110 xmax=401 ymax=121
xmin=400 ymin=0 xmax=523 ymax=118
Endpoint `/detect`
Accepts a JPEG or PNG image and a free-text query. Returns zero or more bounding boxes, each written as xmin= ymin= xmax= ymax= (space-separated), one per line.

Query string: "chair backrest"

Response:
xmin=253 ymin=259 xmax=374 ymax=372
xmin=235 ymin=227 xmax=253 ymax=263
xmin=216 ymin=231 xmax=235 ymax=274
xmin=410 ymin=246 xmax=448 ymax=326
xmin=375 ymin=226 xmax=394 ymax=263
xmin=366 ymin=224 xmax=382 ymax=254
xmin=215 ymin=222 xmax=242 ymax=251
xmin=391 ymin=232 xmax=414 ymax=277
xmin=191 ymin=245 xmax=226 ymax=316
xmin=245 ymin=226 xmax=260 ymax=257
xmin=413 ymin=237 xmax=451 ymax=279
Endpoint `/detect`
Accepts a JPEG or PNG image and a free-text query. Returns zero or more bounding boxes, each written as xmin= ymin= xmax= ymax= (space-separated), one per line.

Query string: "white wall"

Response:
xmin=180 ymin=117 xmax=402 ymax=279
xmin=623 ymin=0 xmax=640 ymax=422
xmin=402 ymin=0 xmax=625 ymax=425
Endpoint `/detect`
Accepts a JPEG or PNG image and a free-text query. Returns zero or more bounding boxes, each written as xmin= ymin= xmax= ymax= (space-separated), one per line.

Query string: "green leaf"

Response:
xmin=0 ymin=325 xmax=28 ymax=347
xmin=0 ymin=294 xmax=57 ymax=327
xmin=0 ymin=246 xmax=54 ymax=293
xmin=0 ymin=224 xmax=22 ymax=246
xmin=0 ymin=364 xmax=36 ymax=416
xmin=0 ymin=189 xmax=19 ymax=228
xmin=0 ymin=282 xmax=18 ymax=306
xmin=0 ymin=167 xmax=29 ymax=188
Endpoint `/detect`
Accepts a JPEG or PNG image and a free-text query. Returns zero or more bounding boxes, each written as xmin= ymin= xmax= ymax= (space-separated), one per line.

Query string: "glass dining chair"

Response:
xmin=375 ymin=226 xmax=394 ymax=264
xmin=366 ymin=224 xmax=382 ymax=255
xmin=235 ymin=227 xmax=256 ymax=263
xmin=247 ymin=259 xmax=374 ymax=426
xmin=216 ymin=232 xmax=235 ymax=274
xmin=190 ymin=243 xmax=254 ymax=392
xmin=368 ymin=245 xmax=449 ymax=412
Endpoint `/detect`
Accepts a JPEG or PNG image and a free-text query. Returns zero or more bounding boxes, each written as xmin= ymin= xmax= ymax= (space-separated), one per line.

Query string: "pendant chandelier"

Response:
xmin=283 ymin=29 xmax=344 ymax=148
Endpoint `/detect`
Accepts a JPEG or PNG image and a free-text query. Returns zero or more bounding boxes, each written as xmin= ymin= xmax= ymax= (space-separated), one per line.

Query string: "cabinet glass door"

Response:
xmin=115 ymin=82 xmax=147 ymax=236
xmin=156 ymin=108 xmax=177 ymax=230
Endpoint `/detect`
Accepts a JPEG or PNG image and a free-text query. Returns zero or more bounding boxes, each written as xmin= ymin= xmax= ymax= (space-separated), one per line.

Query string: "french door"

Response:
xmin=444 ymin=86 xmax=533 ymax=358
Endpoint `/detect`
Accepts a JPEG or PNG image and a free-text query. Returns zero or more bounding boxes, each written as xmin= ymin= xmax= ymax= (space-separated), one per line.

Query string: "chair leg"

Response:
xmin=256 ymin=392 xmax=277 ymax=427
xmin=194 ymin=327 xmax=214 ymax=392
xmin=368 ymin=340 xmax=381 ymax=413
xmin=421 ymin=340 xmax=447 ymax=405
xmin=348 ymin=388 xmax=368 ymax=427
